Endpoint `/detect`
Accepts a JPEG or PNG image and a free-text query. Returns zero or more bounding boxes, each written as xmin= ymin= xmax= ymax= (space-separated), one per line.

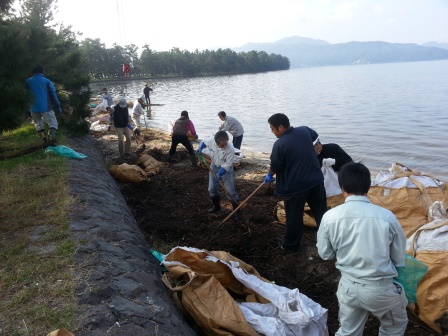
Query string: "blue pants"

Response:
xmin=208 ymin=164 xmax=238 ymax=201
xmin=232 ymin=134 xmax=243 ymax=150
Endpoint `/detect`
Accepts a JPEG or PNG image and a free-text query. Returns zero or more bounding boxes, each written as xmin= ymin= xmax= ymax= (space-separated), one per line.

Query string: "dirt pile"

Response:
xmin=94 ymin=127 xmax=436 ymax=336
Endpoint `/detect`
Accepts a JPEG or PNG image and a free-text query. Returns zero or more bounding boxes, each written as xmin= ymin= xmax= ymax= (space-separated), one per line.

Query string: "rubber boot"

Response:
xmin=231 ymin=201 xmax=242 ymax=221
xmin=208 ymin=196 xmax=221 ymax=213
xmin=190 ymin=154 xmax=197 ymax=167
xmin=166 ymin=154 xmax=172 ymax=163
xmin=47 ymin=128 xmax=57 ymax=146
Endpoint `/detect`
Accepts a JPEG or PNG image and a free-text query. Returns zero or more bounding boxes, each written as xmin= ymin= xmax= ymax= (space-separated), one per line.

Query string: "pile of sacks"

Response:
xmin=162 ymin=246 xmax=329 ymax=336
xmin=109 ymin=153 xmax=168 ymax=183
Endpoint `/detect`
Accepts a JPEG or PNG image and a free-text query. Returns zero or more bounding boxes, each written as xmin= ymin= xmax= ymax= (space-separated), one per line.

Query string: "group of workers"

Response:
xmin=25 ymin=66 xmax=408 ymax=335
xmin=193 ymin=112 xmax=407 ymax=336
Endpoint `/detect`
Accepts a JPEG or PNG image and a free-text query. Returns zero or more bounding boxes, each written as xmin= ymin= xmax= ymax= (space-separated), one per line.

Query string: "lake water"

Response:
xmin=90 ymin=60 xmax=448 ymax=181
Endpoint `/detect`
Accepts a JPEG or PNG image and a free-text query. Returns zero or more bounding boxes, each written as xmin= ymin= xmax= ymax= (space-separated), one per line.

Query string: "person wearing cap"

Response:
xmin=131 ymin=95 xmax=146 ymax=135
xmin=25 ymin=64 xmax=62 ymax=145
xmin=143 ymin=83 xmax=153 ymax=107
xmin=217 ymin=111 xmax=244 ymax=149
xmin=312 ymin=136 xmax=353 ymax=172
xmin=113 ymin=98 xmax=132 ymax=157
xmin=167 ymin=110 xmax=198 ymax=167
xmin=317 ymin=162 xmax=407 ymax=335
xmin=264 ymin=113 xmax=326 ymax=254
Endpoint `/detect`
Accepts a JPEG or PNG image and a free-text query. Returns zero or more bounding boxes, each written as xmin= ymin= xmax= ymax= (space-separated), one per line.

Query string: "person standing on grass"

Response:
xmin=196 ymin=131 xmax=242 ymax=221
xmin=167 ymin=110 xmax=198 ymax=167
xmin=264 ymin=113 xmax=326 ymax=254
xmin=317 ymin=162 xmax=408 ymax=336
xmin=113 ymin=98 xmax=132 ymax=158
xmin=25 ymin=64 xmax=62 ymax=146
xmin=217 ymin=111 xmax=244 ymax=149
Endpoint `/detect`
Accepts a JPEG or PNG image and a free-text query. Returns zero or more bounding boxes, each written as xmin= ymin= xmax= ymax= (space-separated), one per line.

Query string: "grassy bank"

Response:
xmin=0 ymin=124 xmax=77 ymax=335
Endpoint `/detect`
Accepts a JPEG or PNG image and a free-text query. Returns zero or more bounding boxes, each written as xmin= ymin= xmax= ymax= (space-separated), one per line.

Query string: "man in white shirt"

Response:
xmin=217 ymin=111 xmax=244 ymax=149
xmin=317 ymin=162 xmax=408 ymax=336
xmin=131 ymin=96 xmax=146 ymax=134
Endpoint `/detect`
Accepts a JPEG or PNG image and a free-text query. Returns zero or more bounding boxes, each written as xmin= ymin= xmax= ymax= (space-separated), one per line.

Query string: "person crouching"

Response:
xmin=196 ymin=131 xmax=242 ymax=221
xmin=167 ymin=110 xmax=198 ymax=167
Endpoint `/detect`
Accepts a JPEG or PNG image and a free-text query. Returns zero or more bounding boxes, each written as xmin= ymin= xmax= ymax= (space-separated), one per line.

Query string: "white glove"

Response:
xmin=322 ymin=158 xmax=336 ymax=167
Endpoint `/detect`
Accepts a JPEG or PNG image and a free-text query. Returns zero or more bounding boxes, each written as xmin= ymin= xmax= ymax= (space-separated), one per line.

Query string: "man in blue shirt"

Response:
xmin=25 ymin=65 xmax=62 ymax=145
xmin=264 ymin=113 xmax=327 ymax=253
xmin=317 ymin=162 xmax=408 ymax=335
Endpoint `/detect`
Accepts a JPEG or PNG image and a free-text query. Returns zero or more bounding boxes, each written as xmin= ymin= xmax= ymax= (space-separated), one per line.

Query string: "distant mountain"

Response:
xmin=422 ymin=41 xmax=448 ymax=50
xmin=233 ymin=36 xmax=448 ymax=67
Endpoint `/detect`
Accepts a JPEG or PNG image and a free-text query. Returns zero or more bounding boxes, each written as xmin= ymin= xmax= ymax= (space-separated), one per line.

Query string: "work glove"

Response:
xmin=216 ymin=167 xmax=226 ymax=181
xmin=196 ymin=141 xmax=206 ymax=155
xmin=195 ymin=133 xmax=199 ymax=139
xmin=322 ymin=158 xmax=336 ymax=167
xmin=134 ymin=128 xmax=141 ymax=137
xmin=264 ymin=171 xmax=275 ymax=184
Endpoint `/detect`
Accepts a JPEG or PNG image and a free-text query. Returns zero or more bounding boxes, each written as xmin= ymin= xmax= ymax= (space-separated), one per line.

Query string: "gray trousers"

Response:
xmin=32 ymin=110 xmax=58 ymax=132
xmin=336 ymin=275 xmax=408 ymax=336
xmin=116 ymin=127 xmax=131 ymax=157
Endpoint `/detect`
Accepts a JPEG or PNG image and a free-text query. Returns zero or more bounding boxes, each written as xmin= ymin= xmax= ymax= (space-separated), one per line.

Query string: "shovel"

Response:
xmin=219 ymin=182 xmax=266 ymax=226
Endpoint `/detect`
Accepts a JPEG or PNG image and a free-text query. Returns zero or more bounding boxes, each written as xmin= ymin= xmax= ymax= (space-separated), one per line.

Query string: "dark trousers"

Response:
xmin=232 ymin=134 xmax=243 ymax=149
xmin=283 ymin=182 xmax=327 ymax=251
xmin=169 ymin=134 xmax=194 ymax=155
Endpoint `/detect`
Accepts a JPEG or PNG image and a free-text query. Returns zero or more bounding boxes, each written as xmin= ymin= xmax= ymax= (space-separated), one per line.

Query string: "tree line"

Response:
xmin=79 ymin=40 xmax=290 ymax=79
xmin=0 ymin=0 xmax=289 ymax=134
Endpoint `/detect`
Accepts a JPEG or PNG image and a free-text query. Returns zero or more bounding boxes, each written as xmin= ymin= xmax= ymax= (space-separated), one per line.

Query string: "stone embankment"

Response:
xmin=66 ymin=135 xmax=195 ymax=336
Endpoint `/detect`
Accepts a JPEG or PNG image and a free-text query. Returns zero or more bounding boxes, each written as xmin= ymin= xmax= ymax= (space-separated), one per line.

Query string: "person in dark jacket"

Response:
xmin=167 ymin=110 xmax=197 ymax=166
xmin=263 ymin=113 xmax=327 ymax=254
xmin=143 ymin=83 xmax=153 ymax=107
xmin=113 ymin=98 xmax=132 ymax=157
xmin=25 ymin=65 xmax=62 ymax=145
xmin=313 ymin=137 xmax=353 ymax=172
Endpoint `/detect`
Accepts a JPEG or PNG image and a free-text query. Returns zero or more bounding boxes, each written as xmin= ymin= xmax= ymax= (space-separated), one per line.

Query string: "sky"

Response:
xmin=49 ymin=0 xmax=448 ymax=51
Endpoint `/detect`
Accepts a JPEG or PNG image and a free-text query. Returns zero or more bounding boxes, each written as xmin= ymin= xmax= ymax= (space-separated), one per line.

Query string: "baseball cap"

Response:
xmin=118 ymin=98 xmax=127 ymax=108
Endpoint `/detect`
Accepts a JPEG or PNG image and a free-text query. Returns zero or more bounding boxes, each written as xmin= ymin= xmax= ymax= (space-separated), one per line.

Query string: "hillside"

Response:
xmin=233 ymin=36 xmax=448 ymax=67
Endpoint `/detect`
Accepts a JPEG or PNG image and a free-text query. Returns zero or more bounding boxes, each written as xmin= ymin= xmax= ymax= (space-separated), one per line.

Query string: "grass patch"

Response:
xmin=0 ymin=124 xmax=77 ymax=335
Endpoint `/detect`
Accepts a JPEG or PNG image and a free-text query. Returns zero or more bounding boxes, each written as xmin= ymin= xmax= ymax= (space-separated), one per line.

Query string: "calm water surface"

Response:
xmin=91 ymin=60 xmax=448 ymax=181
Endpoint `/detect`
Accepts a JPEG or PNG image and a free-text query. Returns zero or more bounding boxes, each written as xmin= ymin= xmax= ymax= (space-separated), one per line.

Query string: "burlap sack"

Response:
xmin=276 ymin=194 xmax=345 ymax=228
xmin=47 ymin=329 xmax=74 ymax=336
xmin=368 ymin=163 xmax=448 ymax=238
xmin=406 ymin=203 xmax=448 ymax=335
xmin=162 ymin=248 xmax=269 ymax=336
xmin=137 ymin=154 xmax=168 ymax=176
xmin=109 ymin=163 xmax=147 ymax=183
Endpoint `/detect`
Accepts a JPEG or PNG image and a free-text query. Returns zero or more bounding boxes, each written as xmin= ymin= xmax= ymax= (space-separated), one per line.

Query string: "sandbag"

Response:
xmin=109 ymin=163 xmax=147 ymax=183
xmin=162 ymin=246 xmax=328 ymax=336
xmin=405 ymin=201 xmax=448 ymax=334
xmin=47 ymin=329 xmax=74 ymax=336
xmin=137 ymin=154 xmax=168 ymax=176
xmin=368 ymin=163 xmax=448 ymax=237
